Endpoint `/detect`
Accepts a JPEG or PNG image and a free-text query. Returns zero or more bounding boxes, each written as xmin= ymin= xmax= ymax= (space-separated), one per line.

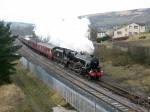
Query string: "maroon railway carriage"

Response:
xmin=19 ymin=37 xmax=54 ymax=59
xmin=37 ymin=43 xmax=54 ymax=59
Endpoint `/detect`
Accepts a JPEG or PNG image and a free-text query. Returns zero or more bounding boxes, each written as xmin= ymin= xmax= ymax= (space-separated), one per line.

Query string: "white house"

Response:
xmin=113 ymin=23 xmax=146 ymax=39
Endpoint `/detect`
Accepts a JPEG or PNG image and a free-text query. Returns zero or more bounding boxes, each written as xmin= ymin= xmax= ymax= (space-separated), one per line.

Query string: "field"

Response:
xmin=102 ymin=62 xmax=150 ymax=96
xmin=0 ymin=84 xmax=24 ymax=112
xmin=95 ymin=41 xmax=150 ymax=96
xmin=0 ymin=62 xmax=67 ymax=112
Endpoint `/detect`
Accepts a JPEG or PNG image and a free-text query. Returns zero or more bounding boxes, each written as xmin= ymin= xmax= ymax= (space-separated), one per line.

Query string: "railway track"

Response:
xmin=19 ymin=43 xmax=148 ymax=112
xmin=55 ymin=57 xmax=149 ymax=109
xmin=98 ymin=80 xmax=150 ymax=109
xmin=65 ymin=67 xmax=150 ymax=110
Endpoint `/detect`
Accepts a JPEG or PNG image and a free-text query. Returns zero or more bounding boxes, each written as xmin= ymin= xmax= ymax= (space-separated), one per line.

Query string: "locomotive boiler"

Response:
xmin=52 ymin=47 xmax=104 ymax=80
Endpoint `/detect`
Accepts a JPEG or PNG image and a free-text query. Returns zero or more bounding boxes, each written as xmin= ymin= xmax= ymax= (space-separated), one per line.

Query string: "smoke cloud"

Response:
xmin=35 ymin=17 xmax=94 ymax=54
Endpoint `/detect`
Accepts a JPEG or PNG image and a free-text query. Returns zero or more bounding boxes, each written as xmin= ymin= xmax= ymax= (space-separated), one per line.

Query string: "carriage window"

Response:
xmin=134 ymin=26 xmax=138 ymax=29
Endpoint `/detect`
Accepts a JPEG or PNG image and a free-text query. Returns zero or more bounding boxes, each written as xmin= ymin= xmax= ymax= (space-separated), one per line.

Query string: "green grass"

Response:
xmin=11 ymin=62 xmax=66 ymax=112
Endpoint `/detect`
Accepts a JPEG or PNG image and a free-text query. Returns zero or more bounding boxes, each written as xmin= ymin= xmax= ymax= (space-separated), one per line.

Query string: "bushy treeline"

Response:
xmin=95 ymin=44 xmax=150 ymax=66
xmin=0 ymin=21 xmax=21 ymax=85
xmin=10 ymin=22 xmax=34 ymax=36
xmin=128 ymin=46 xmax=150 ymax=66
xmin=96 ymin=35 xmax=110 ymax=43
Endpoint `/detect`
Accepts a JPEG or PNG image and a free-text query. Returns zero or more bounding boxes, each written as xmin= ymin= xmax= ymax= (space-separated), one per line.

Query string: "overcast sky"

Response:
xmin=1 ymin=0 xmax=150 ymax=23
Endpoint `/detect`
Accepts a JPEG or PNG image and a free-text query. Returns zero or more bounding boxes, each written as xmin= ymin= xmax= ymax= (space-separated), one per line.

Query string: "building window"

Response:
xmin=134 ymin=26 xmax=138 ymax=29
xmin=129 ymin=32 xmax=132 ymax=35
xmin=117 ymin=31 xmax=122 ymax=35
xmin=141 ymin=26 xmax=145 ymax=30
xmin=129 ymin=25 xmax=132 ymax=29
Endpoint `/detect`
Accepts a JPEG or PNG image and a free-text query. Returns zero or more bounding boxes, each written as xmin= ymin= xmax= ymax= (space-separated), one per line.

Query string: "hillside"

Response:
xmin=0 ymin=84 xmax=24 ymax=112
xmin=95 ymin=43 xmax=150 ymax=96
xmin=8 ymin=22 xmax=34 ymax=36
xmin=0 ymin=62 xmax=67 ymax=112
xmin=80 ymin=8 xmax=150 ymax=31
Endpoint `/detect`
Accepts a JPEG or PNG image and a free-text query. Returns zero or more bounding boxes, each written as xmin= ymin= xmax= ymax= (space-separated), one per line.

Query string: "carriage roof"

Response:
xmin=38 ymin=42 xmax=56 ymax=49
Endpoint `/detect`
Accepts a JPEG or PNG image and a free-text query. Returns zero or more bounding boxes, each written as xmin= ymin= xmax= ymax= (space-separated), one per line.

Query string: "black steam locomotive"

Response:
xmin=52 ymin=47 xmax=104 ymax=79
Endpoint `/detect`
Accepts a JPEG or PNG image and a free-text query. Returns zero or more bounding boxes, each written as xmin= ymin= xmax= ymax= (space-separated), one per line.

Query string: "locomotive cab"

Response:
xmin=79 ymin=61 xmax=90 ymax=75
xmin=52 ymin=47 xmax=69 ymax=64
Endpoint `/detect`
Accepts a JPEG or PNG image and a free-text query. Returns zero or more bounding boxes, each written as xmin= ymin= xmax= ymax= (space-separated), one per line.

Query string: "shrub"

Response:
xmin=128 ymin=46 xmax=147 ymax=64
xmin=95 ymin=43 xmax=150 ymax=66
xmin=96 ymin=35 xmax=110 ymax=43
xmin=111 ymin=48 xmax=132 ymax=66
xmin=139 ymin=36 xmax=146 ymax=39
xmin=95 ymin=44 xmax=131 ymax=66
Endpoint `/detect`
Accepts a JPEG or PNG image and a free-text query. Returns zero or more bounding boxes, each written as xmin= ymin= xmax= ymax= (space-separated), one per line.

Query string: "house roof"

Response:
xmin=97 ymin=31 xmax=106 ymax=33
xmin=133 ymin=22 xmax=145 ymax=26
xmin=114 ymin=22 xmax=145 ymax=31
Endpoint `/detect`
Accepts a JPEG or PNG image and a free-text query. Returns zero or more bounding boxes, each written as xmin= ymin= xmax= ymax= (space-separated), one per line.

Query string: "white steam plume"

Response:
xmin=35 ymin=17 xmax=94 ymax=54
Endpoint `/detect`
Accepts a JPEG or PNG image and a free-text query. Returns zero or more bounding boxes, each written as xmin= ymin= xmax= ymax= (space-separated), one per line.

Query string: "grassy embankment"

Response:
xmin=127 ymin=32 xmax=150 ymax=42
xmin=0 ymin=62 xmax=67 ymax=112
xmin=95 ymin=34 xmax=150 ymax=96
